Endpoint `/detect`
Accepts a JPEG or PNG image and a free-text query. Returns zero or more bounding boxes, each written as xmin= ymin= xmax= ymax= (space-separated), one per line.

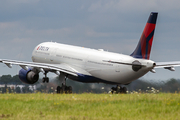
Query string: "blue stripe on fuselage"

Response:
xmin=75 ymin=73 xmax=120 ymax=84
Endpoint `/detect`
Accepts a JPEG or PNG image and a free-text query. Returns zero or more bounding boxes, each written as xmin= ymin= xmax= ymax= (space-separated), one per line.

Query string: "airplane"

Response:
xmin=1 ymin=12 xmax=180 ymax=94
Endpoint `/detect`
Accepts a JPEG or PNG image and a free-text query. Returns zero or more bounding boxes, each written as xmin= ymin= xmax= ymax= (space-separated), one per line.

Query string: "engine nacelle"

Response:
xmin=19 ymin=68 xmax=39 ymax=84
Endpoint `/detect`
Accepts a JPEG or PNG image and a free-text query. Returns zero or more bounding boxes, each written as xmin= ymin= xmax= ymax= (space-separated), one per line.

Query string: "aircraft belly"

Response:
xmin=86 ymin=66 xmax=150 ymax=84
xmin=119 ymin=67 xmax=151 ymax=84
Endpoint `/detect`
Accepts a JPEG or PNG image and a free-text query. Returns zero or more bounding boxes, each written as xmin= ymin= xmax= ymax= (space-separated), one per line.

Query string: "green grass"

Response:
xmin=0 ymin=93 xmax=180 ymax=120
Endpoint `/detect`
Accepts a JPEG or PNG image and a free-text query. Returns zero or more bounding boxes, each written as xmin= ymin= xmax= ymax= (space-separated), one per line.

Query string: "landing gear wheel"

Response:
xmin=42 ymin=77 xmax=49 ymax=83
xmin=65 ymin=86 xmax=72 ymax=94
xmin=111 ymin=86 xmax=127 ymax=94
xmin=68 ymin=86 xmax=72 ymax=94
xmin=122 ymin=87 xmax=127 ymax=94
xmin=57 ymin=86 xmax=61 ymax=93
xmin=46 ymin=78 xmax=49 ymax=83
xmin=56 ymin=85 xmax=72 ymax=94
xmin=42 ymin=78 xmax=45 ymax=83
xmin=111 ymin=87 xmax=116 ymax=94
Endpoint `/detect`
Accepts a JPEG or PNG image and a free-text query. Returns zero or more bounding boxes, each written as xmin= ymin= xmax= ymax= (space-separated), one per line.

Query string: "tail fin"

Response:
xmin=131 ymin=12 xmax=158 ymax=59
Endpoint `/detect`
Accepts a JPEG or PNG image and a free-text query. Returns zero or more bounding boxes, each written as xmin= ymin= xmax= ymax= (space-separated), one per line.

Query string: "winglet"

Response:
xmin=131 ymin=12 xmax=158 ymax=59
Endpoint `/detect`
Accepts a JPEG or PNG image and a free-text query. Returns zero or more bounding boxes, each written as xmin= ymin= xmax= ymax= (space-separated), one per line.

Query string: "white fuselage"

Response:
xmin=32 ymin=42 xmax=155 ymax=84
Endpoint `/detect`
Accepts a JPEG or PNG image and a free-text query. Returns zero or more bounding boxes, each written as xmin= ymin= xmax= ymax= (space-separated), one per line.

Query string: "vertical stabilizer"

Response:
xmin=131 ymin=12 xmax=158 ymax=59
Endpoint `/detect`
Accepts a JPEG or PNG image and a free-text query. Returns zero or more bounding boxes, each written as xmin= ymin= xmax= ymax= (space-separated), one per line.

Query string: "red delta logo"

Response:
xmin=37 ymin=46 xmax=40 ymax=50
xmin=37 ymin=46 xmax=49 ymax=51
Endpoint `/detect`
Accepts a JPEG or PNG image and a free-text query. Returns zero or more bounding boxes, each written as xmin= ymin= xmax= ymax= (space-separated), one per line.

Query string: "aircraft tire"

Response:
xmin=42 ymin=77 xmax=49 ymax=83
xmin=110 ymin=86 xmax=127 ymax=94
xmin=122 ymin=87 xmax=127 ymax=94
xmin=57 ymin=86 xmax=61 ymax=93
xmin=46 ymin=78 xmax=49 ymax=83
xmin=42 ymin=78 xmax=45 ymax=83
xmin=68 ymin=86 xmax=72 ymax=94
xmin=111 ymin=87 xmax=116 ymax=94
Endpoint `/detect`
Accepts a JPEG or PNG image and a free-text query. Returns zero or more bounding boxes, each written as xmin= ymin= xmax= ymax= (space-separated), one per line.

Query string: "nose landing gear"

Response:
xmin=42 ymin=71 xmax=49 ymax=83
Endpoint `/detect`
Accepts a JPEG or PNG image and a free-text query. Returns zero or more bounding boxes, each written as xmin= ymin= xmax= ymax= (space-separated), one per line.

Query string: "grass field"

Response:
xmin=0 ymin=93 xmax=180 ymax=120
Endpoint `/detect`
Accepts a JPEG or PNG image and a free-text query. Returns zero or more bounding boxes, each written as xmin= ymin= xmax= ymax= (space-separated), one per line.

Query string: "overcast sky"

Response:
xmin=0 ymin=0 xmax=180 ymax=81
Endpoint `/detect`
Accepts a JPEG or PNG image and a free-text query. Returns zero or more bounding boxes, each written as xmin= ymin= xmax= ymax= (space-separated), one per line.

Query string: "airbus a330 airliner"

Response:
xmin=1 ymin=12 xmax=180 ymax=93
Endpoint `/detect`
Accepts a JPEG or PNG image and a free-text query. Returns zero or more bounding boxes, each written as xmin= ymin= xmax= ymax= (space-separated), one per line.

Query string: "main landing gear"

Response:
xmin=111 ymin=85 xmax=127 ymax=94
xmin=56 ymin=75 xmax=72 ymax=94
xmin=57 ymin=84 xmax=72 ymax=94
xmin=41 ymin=71 xmax=72 ymax=94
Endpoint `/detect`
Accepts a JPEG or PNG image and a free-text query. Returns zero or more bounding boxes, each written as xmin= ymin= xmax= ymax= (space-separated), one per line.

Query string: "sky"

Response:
xmin=0 ymin=0 xmax=180 ymax=81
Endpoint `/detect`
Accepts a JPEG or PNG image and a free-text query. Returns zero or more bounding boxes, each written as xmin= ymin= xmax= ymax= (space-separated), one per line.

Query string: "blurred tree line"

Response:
xmin=0 ymin=74 xmax=180 ymax=93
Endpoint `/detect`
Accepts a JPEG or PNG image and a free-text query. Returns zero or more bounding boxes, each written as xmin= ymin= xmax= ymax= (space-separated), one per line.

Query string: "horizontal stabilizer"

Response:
xmin=155 ymin=61 xmax=180 ymax=71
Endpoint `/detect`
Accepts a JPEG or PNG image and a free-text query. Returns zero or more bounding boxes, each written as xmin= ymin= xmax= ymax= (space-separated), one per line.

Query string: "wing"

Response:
xmin=155 ymin=61 xmax=180 ymax=71
xmin=0 ymin=59 xmax=91 ymax=76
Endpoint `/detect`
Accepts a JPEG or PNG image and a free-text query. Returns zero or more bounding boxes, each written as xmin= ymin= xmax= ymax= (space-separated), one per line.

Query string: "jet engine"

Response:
xmin=19 ymin=68 xmax=39 ymax=84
